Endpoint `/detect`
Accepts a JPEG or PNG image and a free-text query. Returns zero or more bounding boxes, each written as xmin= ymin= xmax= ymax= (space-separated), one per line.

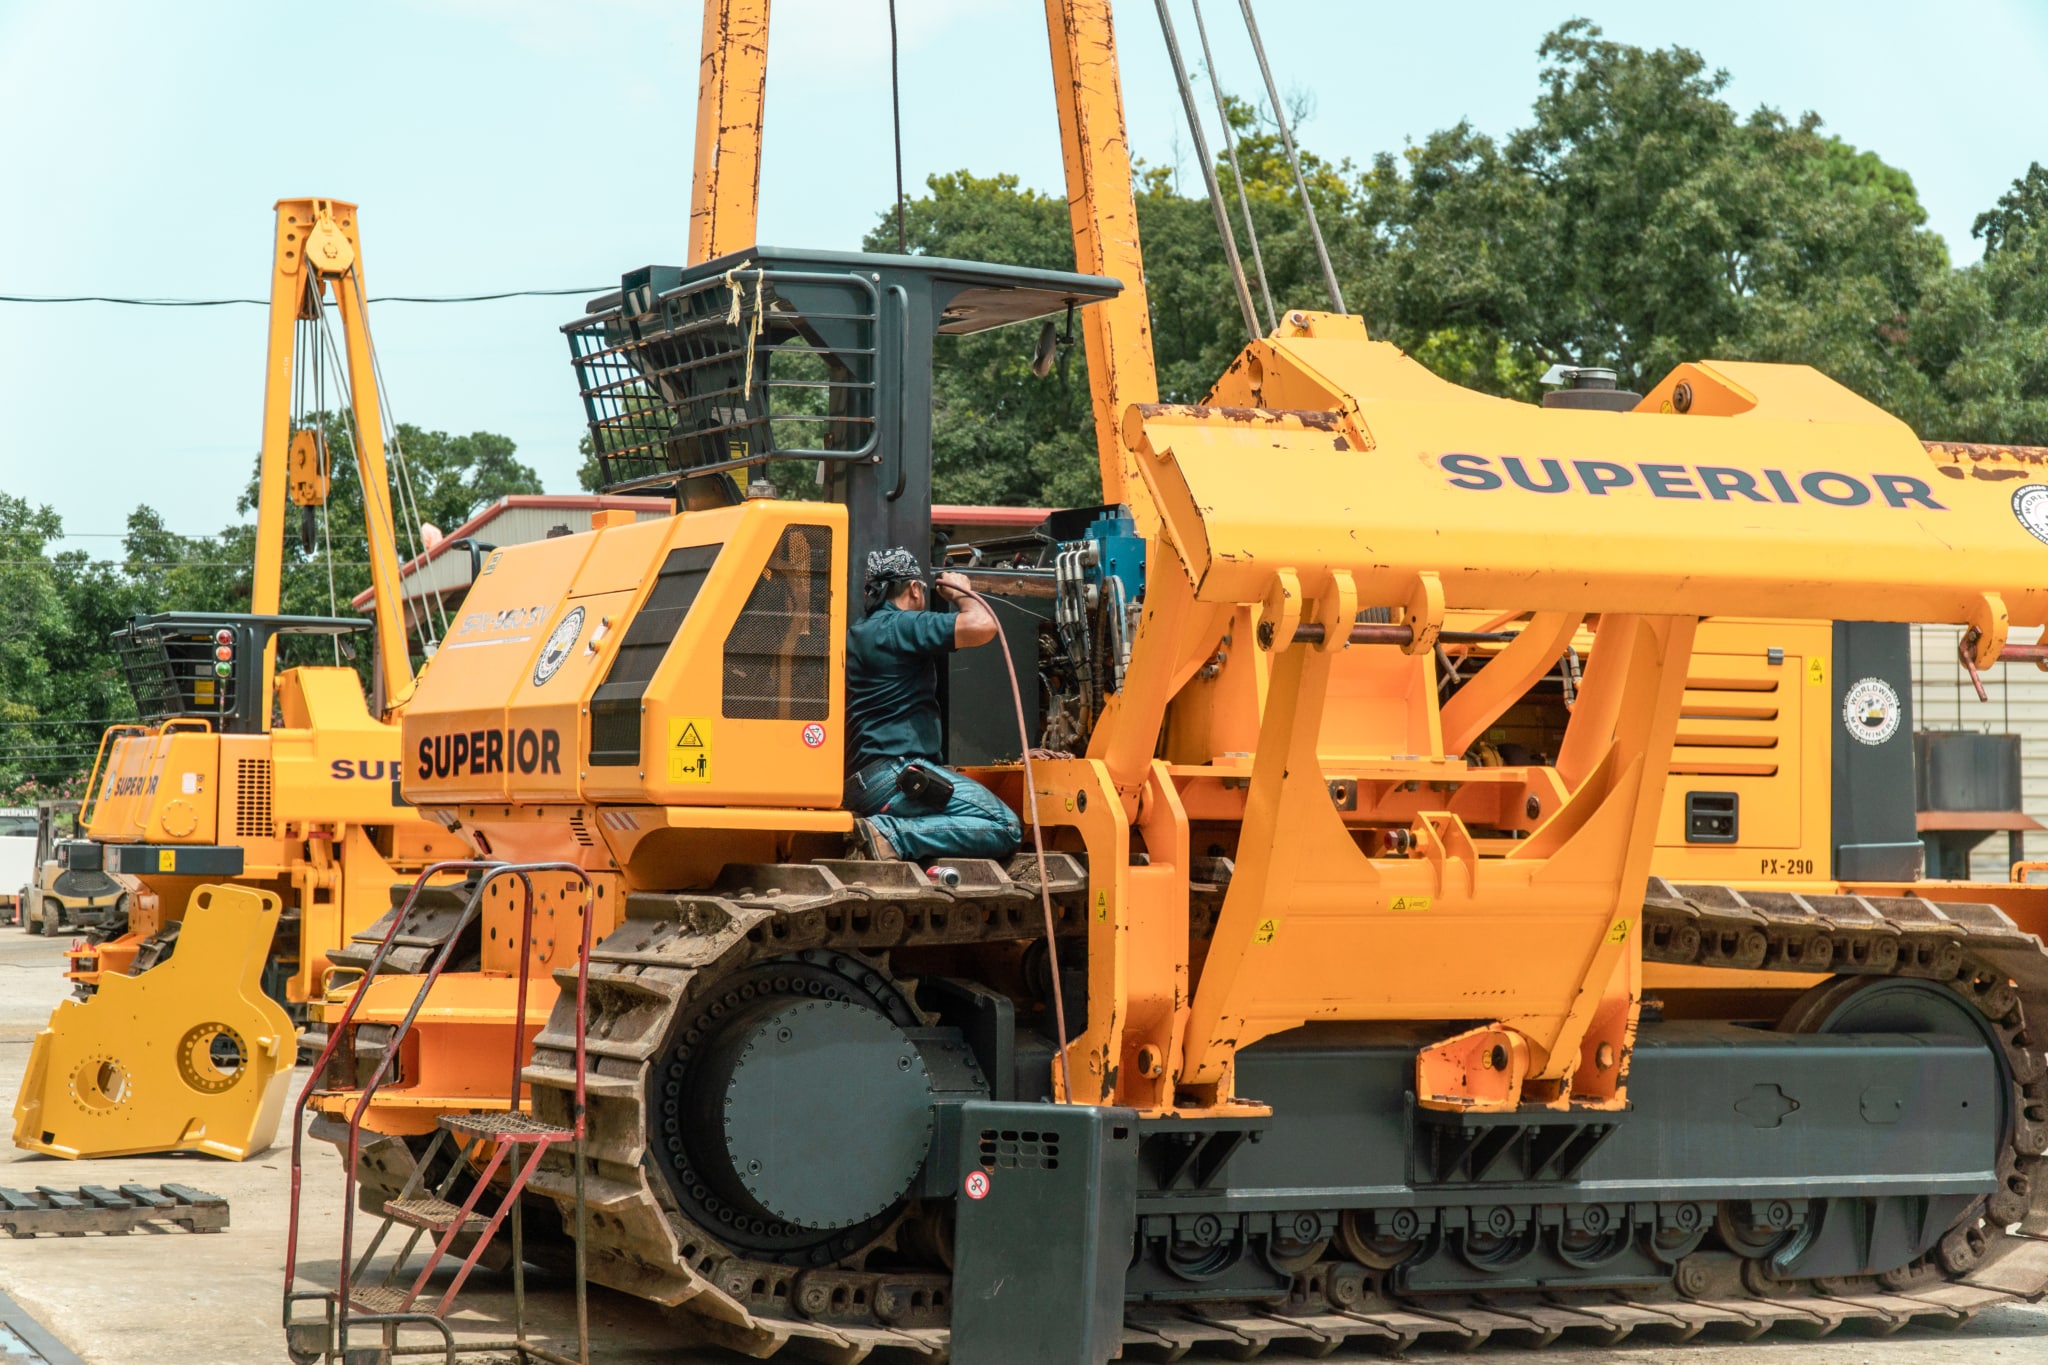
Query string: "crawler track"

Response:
xmin=352 ymin=865 xmax=2048 ymax=1359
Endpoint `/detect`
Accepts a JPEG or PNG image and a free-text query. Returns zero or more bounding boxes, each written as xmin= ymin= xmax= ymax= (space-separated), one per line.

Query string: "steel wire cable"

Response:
xmin=1156 ymin=0 xmax=1260 ymax=343
xmin=1236 ymin=0 xmax=1345 ymax=314
xmin=888 ymin=0 xmax=908 ymax=254
xmin=312 ymin=290 xmax=438 ymax=660
xmin=1190 ymin=0 xmax=1276 ymax=331
xmin=356 ymin=270 xmax=451 ymax=647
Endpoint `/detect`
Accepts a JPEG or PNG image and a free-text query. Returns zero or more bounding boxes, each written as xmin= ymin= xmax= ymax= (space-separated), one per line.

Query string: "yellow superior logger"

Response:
xmin=12 ymin=198 xmax=462 ymax=1162
xmin=283 ymin=2 xmax=2048 ymax=1360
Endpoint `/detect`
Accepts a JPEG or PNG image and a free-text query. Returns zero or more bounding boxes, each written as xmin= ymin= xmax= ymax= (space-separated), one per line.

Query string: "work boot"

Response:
xmin=848 ymin=818 xmax=897 ymax=861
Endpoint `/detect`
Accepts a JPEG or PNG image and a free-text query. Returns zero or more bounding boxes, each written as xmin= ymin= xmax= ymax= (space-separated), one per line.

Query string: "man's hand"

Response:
xmin=935 ymin=572 xmax=999 ymax=648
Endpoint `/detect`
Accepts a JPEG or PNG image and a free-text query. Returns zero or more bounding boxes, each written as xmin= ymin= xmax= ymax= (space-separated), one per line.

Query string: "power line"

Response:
xmin=0 ymin=718 xmax=129 ymax=727
xmin=0 ymin=286 xmax=603 ymax=307
xmin=0 ymin=558 xmax=378 ymax=568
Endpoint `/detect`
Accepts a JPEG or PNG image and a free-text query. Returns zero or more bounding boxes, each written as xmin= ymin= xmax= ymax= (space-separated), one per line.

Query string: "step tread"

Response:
xmin=383 ymin=1195 xmax=488 ymax=1234
xmin=438 ymin=1111 xmax=572 ymax=1142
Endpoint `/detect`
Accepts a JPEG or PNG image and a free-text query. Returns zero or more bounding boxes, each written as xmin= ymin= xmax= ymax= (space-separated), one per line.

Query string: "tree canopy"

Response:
xmin=0 ymin=424 xmax=538 ymax=794
xmin=879 ymin=21 xmax=2044 ymax=508
xmin=8 ymin=21 xmax=2047 ymax=792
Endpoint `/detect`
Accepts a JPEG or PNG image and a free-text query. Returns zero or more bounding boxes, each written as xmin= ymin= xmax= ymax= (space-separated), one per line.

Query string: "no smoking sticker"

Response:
xmin=964 ymin=1170 xmax=991 ymax=1200
xmin=801 ymin=722 xmax=827 ymax=749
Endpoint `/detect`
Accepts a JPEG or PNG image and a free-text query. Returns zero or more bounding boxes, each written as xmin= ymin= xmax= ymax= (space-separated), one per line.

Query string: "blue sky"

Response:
xmin=3 ymin=0 xmax=2043 ymax=555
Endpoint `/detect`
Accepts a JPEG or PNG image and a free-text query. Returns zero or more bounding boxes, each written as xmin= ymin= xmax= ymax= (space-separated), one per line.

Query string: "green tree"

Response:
xmin=1370 ymin=21 xmax=1949 ymax=411
xmin=1906 ymin=163 xmax=2048 ymax=444
xmin=0 ymin=420 xmax=537 ymax=789
xmin=0 ymin=496 xmax=145 ymax=791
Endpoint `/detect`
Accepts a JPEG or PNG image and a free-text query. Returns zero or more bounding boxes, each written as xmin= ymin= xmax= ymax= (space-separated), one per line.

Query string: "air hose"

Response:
xmin=954 ymin=585 xmax=1075 ymax=1103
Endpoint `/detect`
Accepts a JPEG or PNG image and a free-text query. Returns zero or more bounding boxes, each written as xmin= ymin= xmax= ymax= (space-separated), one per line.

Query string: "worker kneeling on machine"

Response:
xmin=845 ymin=548 xmax=1021 ymax=862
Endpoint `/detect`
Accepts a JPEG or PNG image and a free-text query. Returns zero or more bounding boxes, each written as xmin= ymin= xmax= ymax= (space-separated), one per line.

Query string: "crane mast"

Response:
xmin=251 ymin=198 xmax=415 ymax=720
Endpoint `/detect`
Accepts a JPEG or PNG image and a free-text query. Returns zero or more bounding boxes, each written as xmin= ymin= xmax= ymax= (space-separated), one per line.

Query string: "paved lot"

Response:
xmin=1 ymin=927 xmax=2046 ymax=1363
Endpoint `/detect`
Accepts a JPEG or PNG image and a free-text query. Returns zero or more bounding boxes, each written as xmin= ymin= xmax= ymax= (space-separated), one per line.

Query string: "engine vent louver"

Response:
xmin=588 ymin=544 xmax=724 ymax=766
xmin=234 ymin=758 xmax=273 ymax=838
xmin=979 ymin=1128 xmax=1061 ymax=1172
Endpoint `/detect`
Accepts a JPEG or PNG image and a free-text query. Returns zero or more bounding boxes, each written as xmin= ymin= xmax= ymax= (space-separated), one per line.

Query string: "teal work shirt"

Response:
xmin=845 ymin=603 xmax=957 ymax=773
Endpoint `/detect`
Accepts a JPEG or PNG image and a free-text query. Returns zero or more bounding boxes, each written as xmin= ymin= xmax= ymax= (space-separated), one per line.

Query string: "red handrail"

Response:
xmin=281 ymin=859 xmax=494 ymax=1317
xmin=281 ymin=856 xmax=598 ymax=1364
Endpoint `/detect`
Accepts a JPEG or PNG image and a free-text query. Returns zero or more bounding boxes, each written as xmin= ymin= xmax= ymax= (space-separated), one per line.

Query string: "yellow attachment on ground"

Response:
xmin=12 ymin=883 xmax=297 ymax=1160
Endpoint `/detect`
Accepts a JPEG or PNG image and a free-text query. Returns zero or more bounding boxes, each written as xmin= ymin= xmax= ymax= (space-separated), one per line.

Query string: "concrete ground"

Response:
xmin=1 ymin=928 xmax=2046 ymax=1364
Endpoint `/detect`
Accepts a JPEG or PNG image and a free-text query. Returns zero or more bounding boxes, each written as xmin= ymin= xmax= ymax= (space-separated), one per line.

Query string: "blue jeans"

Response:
xmin=845 ymin=758 xmax=1022 ymax=863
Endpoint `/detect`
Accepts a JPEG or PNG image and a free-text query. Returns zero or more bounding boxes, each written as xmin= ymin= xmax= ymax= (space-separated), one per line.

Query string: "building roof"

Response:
xmin=350 ymin=495 xmax=669 ymax=611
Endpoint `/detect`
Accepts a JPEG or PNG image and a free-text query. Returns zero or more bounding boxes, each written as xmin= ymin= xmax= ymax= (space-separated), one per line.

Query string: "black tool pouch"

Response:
xmin=897 ymin=762 xmax=956 ymax=807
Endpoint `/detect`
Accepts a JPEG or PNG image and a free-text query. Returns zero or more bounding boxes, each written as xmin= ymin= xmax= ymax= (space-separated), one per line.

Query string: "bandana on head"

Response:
xmin=863 ymin=546 xmax=927 ymax=609
xmin=864 ymin=546 xmax=923 ymax=590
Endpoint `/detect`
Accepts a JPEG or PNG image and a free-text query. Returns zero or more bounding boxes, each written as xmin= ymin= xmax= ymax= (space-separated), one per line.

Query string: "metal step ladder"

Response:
xmin=282 ymin=859 xmax=595 ymax=1365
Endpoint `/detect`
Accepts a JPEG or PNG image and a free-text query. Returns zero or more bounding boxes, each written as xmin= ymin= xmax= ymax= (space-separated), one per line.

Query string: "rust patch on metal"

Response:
xmin=1924 ymin=441 xmax=2048 ymax=463
xmin=1129 ymin=402 xmax=1343 ymax=430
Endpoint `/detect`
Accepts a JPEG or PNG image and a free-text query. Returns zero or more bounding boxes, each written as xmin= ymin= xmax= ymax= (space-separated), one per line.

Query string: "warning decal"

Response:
xmin=1253 ymin=916 xmax=1280 ymax=944
xmin=1388 ymin=895 xmax=1433 ymax=913
xmin=667 ymin=716 xmax=714 ymax=783
xmin=964 ymin=1170 xmax=991 ymax=1200
xmin=1807 ymin=656 xmax=1826 ymax=686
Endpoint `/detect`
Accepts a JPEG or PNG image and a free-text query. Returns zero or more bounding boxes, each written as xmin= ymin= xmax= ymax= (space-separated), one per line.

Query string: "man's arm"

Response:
xmin=934 ymin=571 xmax=998 ymax=648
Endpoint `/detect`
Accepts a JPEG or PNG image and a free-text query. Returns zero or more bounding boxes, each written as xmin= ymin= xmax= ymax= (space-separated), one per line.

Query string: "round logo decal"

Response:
xmin=1841 ymin=676 xmax=1901 ymax=747
xmin=2013 ymin=484 xmax=2048 ymax=545
xmin=532 ymin=606 xmax=585 ymax=686
xmin=801 ymin=722 xmax=827 ymax=749
xmin=963 ymin=1170 xmax=991 ymax=1201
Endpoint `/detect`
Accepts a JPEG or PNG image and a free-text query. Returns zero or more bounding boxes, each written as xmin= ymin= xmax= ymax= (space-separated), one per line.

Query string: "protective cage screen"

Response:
xmin=566 ymin=267 xmax=880 ymax=492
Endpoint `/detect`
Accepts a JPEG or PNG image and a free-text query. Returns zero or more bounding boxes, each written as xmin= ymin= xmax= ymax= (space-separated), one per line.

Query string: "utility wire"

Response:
xmin=0 ymin=558 xmax=379 ymax=568
xmin=0 ymin=720 xmax=129 ymax=730
xmin=0 ymin=286 xmax=603 ymax=307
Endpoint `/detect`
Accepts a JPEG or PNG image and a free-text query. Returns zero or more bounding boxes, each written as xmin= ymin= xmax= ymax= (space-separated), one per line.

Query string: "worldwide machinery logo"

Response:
xmin=2012 ymin=484 xmax=2048 ymax=545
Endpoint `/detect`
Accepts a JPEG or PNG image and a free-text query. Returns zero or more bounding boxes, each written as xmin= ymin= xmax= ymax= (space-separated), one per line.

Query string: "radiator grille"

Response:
xmin=1670 ymin=674 xmax=1782 ymax=777
xmin=722 ymin=524 xmax=832 ymax=721
xmin=234 ymin=758 xmax=274 ymax=838
xmin=979 ymin=1127 xmax=1060 ymax=1171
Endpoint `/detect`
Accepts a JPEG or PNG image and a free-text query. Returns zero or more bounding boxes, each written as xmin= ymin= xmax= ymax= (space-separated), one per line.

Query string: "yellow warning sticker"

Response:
xmin=157 ymin=849 xmax=175 ymax=872
xmin=1253 ymin=916 xmax=1280 ymax=944
xmin=667 ymin=716 xmax=713 ymax=783
xmin=1388 ymin=895 xmax=1433 ymax=912
xmin=1095 ymin=889 xmax=1108 ymax=922
xmin=1807 ymin=656 xmax=1825 ymax=686
xmin=1607 ymin=917 xmax=1633 ymax=943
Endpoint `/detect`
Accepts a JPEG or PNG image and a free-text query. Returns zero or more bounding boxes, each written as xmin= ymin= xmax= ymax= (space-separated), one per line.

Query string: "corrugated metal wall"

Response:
xmin=1910 ymin=624 xmax=2048 ymax=879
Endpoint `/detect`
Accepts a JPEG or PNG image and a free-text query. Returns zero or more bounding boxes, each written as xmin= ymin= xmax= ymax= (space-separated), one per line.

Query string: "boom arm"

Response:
xmin=1043 ymin=0 xmax=1161 ymax=530
xmin=688 ymin=0 xmax=771 ymax=265
xmin=251 ymin=199 xmax=414 ymax=723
